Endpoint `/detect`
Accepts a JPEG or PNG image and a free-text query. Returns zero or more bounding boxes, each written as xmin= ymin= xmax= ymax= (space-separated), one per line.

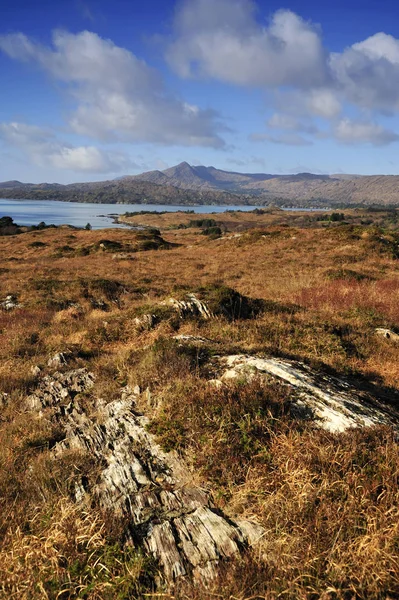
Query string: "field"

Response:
xmin=1 ymin=207 xmax=399 ymax=599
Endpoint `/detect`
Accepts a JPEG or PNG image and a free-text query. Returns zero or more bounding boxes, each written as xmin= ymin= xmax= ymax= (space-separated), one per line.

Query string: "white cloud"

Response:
xmin=0 ymin=30 xmax=225 ymax=148
xmin=330 ymin=33 xmax=399 ymax=113
xmin=305 ymin=89 xmax=341 ymax=118
xmin=3 ymin=3 xmax=399 ymax=156
xmin=271 ymin=89 xmax=341 ymax=121
xmin=353 ymin=32 xmax=399 ymax=63
xmin=267 ymin=113 xmax=318 ymax=134
xmin=50 ymin=146 xmax=118 ymax=172
xmin=166 ymin=0 xmax=399 ymax=134
xmin=252 ymin=115 xmax=399 ymax=147
xmin=227 ymin=156 xmax=267 ymax=169
xmin=250 ymin=132 xmax=313 ymax=146
xmin=166 ymin=1 xmax=328 ymax=87
xmin=333 ymin=118 xmax=399 ymax=146
xmin=0 ymin=122 xmax=134 ymax=172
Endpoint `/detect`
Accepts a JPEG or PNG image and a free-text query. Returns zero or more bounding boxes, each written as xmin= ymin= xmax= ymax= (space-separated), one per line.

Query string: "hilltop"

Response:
xmin=2 ymin=163 xmax=399 ymax=206
xmin=126 ymin=161 xmax=333 ymax=192
xmin=128 ymin=162 xmax=399 ymax=205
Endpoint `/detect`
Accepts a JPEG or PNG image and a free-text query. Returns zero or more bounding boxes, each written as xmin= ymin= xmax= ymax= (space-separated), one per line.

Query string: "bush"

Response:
xmin=202 ymin=226 xmax=222 ymax=238
xmin=29 ymin=241 xmax=47 ymax=248
xmin=195 ymin=284 xmax=266 ymax=320
xmin=80 ymin=278 xmax=126 ymax=302
xmin=96 ymin=239 xmax=124 ymax=252
xmin=188 ymin=218 xmax=218 ymax=228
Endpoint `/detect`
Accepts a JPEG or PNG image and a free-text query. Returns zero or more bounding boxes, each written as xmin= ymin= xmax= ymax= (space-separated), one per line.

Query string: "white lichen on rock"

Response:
xmin=215 ymin=354 xmax=399 ymax=434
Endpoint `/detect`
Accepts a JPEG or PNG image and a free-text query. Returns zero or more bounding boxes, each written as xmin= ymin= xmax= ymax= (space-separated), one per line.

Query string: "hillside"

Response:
xmin=2 ymin=207 xmax=399 ymax=598
xmin=0 ymin=177 xmax=246 ymax=206
xmin=129 ymin=163 xmax=399 ymax=206
xmin=3 ymin=164 xmax=399 ymax=206
xmin=248 ymin=173 xmax=399 ymax=205
xmin=126 ymin=161 xmax=278 ymax=191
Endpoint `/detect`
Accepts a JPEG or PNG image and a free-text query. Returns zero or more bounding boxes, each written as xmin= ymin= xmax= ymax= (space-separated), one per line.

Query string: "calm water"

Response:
xmin=0 ymin=199 xmax=261 ymax=230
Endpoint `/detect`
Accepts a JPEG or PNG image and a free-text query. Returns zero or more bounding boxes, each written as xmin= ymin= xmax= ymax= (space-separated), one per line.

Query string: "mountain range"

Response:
xmin=1 ymin=162 xmax=399 ymax=206
xmin=125 ymin=161 xmax=336 ymax=192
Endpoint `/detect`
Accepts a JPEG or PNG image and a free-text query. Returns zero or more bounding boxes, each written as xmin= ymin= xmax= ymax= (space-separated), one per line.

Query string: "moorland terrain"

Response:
xmin=1 ymin=207 xmax=399 ymax=598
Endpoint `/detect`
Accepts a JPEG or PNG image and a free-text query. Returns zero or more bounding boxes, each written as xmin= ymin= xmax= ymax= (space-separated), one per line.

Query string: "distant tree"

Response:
xmin=0 ymin=216 xmax=14 ymax=227
xmin=85 ymin=223 xmax=92 ymax=230
xmin=329 ymin=212 xmax=345 ymax=222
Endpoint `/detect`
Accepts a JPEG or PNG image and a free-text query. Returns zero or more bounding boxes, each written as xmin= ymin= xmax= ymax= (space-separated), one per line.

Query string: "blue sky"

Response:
xmin=1 ymin=0 xmax=399 ymax=183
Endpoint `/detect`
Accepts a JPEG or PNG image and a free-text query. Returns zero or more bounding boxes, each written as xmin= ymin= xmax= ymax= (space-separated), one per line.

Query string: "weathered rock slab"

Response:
xmin=27 ymin=369 xmax=263 ymax=582
xmin=134 ymin=313 xmax=158 ymax=332
xmin=375 ymin=328 xmax=399 ymax=342
xmin=26 ymin=369 xmax=95 ymax=411
xmin=215 ymin=354 xmax=399 ymax=434
xmin=166 ymin=294 xmax=213 ymax=320
xmin=0 ymin=295 xmax=22 ymax=311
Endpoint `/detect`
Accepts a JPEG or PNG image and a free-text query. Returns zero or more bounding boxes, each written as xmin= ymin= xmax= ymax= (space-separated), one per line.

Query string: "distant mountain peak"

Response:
xmin=2 ymin=164 xmax=399 ymax=207
xmin=164 ymin=161 xmax=196 ymax=174
xmin=0 ymin=180 xmax=25 ymax=188
xmin=98 ymin=162 xmax=377 ymax=201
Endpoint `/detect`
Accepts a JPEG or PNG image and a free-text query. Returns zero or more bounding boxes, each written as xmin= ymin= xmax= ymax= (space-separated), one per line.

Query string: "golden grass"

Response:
xmin=0 ymin=499 xmax=151 ymax=600
xmin=1 ymin=209 xmax=399 ymax=597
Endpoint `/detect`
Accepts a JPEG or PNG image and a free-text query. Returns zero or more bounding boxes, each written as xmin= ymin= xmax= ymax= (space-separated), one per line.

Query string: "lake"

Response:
xmin=0 ymin=199 xmax=261 ymax=230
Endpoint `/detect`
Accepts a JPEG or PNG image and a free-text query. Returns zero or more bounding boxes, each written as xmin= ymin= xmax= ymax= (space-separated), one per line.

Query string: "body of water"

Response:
xmin=0 ymin=199 xmax=263 ymax=229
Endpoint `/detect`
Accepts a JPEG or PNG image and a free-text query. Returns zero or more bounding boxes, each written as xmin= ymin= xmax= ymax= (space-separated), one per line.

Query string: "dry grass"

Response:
xmin=0 ymin=500 xmax=152 ymax=600
xmin=1 ymin=209 xmax=399 ymax=597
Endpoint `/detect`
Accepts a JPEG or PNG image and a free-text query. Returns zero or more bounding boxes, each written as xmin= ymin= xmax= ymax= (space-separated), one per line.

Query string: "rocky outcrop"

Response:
xmin=112 ymin=252 xmax=135 ymax=261
xmin=0 ymin=392 xmax=8 ymax=409
xmin=133 ymin=313 xmax=158 ymax=332
xmin=173 ymin=334 xmax=216 ymax=345
xmin=213 ymin=355 xmax=399 ymax=434
xmin=27 ymin=369 xmax=263 ymax=583
xmin=375 ymin=328 xmax=399 ymax=342
xmin=47 ymin=352 xmax=71 ymax=369
xmin=25 ymin=346 xmax=399 ymax=584
xmin=166 ymin=294 xmax=213 ymax=320
xmin=26 ymin=369 xmax=95 ymax=411
xmin=0 ymin=295 xmax=22 ymax=310
xmin=166 ymin=287 xmax=266 ymax=322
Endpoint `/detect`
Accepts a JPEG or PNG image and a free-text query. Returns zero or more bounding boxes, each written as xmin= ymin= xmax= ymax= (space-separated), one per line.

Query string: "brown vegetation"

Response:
xmin=1 ymin=208 xmax=399 ymax=598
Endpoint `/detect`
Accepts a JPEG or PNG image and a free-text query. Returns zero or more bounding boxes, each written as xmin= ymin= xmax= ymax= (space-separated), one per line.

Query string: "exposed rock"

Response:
xmin=375 ymin=328 xmax=399 ymax=342
xmin=27 ymin=369 xmax=263 ymax=583
xmin=0 ymin=392 xmax=8 ymax=409
xmin=173 ymin=334 xmax=216 ymax=344
xmin=214 ymin=355 xmax=399 ymax=434
xmin=112 ymin=253 xmax=135 ymax=260
xmin=98 ymin=240 xmax=124 ymax=252
xmin=90 ymin=299 xmax=108 ymax=311
xmin=167 ymin=294 xmax=213 ymax=320
xmin=165 ymin=287 xmax=266 ymax=322
xmin=26 ymin=368 xmax=94 ymax=411
xmin=30 ymin=365 xmax=42 ymax=376
xmin=134 ymin=313 xmax=158 ymax=332
xmin=47 ymin=352 xmax=71 ymax=369
xmin=0 ymin=295 xmax=22 ymax=311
